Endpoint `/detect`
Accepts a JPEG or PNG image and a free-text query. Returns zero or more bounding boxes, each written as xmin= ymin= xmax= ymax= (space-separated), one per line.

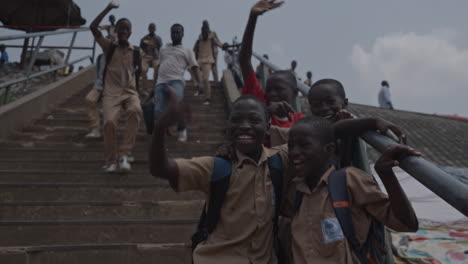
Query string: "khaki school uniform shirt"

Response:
xmin=195 ymin=38 xmax=215 ymax=64
xmin=174 ymin=145 xmax=289 ymax=264
xmin=283 ymin=166 xmax=412 ymax=264
xmin=96 ymin=36 xmax=139 ymax=97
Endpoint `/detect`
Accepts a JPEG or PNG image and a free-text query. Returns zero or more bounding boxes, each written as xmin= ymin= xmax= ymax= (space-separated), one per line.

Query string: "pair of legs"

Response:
xmin=141 ymin=55 xmax=159 ymax=99
xmin=85 ymin=54 xmax=106 ymax=137
xmin=154 ymin=80 xmax=187 ymax=140
xmin=200 ymin=63 xmax=214 ymax=103
xmin=102 ymin=94 xmax=142 ymax=168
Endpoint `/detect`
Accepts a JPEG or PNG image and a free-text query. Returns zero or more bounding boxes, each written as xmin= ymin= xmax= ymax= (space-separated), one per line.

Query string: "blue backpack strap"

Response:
xmin=268 ymin=153 xmax=284 ymax=219
xmin=328 ymin=168 xmax=368 ymax=264
xmin=192 ymin=157 xmax=232 ymax=251
xmin=132 ymin=46 xmax=141 ymax=91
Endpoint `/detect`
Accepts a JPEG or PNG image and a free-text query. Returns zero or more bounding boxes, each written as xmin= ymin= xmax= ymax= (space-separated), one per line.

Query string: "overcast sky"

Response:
xmin=2 ymin=0 xmax=468 ymax=117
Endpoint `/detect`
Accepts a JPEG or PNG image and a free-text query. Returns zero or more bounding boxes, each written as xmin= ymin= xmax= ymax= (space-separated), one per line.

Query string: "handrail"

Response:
xmin=250 ymin=53 xmax=468 ymax=217
xmin=0 ymin=28 xmax=95 ymax=105
xmin=253 ymin=52 xmax=311 ymax=95
xmin=0 ymin=28 xmax=89 ymax=41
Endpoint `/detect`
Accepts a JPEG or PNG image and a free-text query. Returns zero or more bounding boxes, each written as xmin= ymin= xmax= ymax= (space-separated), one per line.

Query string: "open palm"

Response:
xmin=251 ymin=0 xmax=284 ymax=16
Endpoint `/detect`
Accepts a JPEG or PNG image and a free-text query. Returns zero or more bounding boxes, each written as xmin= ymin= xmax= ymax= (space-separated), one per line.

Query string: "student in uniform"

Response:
xmin=99 ymin=14 xmax=117 ymax=42
xmin=90 ymin=2 xmax=142 ymax=173
xmin=239 ymin=0 xmax=303 ymax=129
xmin=304 ymin=71 xmax=313 ymax=88
xmin=284 ymin=116 xmax=419 ymax=264
xmin=140 ymin=23 xmax=163 ymax=99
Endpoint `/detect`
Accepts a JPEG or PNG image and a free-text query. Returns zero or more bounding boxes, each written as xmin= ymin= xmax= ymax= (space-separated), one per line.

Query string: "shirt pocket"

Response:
xmin=318 ymin=217 xmax=346 ymax=257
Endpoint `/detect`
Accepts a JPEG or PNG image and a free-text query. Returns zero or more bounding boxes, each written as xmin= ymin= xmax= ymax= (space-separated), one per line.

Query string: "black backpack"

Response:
xmin=295 ymin=168 xmax=387 ymax=264
xmin=102 ymin=43 xmax=141 ymax=92
xmin=191 ymin=154 xmax=284 ymax=258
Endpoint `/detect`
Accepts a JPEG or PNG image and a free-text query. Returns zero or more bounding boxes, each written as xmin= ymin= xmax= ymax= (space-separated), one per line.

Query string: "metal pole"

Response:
xmin=2 ymin=85 xmax=11 ymax=105
xmin=65 ymin=32 xmax=77 ymax=64
xmin=91 ymin=40 xmax=97 ymax=63
xmin=26 ymin=36 xmax=44 ymax=77
xmin=361 ymin=131 xmax=468 ymax=217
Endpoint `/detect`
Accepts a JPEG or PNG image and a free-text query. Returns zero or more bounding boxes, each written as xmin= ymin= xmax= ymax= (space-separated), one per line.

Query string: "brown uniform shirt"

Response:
xmin=96 ymin=36 xmax=140 ymax=97
xmin=174 ymin=145 xmax=289 ymax=264
xmin=195 ymin=38 xmax=216 ymax=64
xmin=283 ymin=166 xmax=412 ymax=264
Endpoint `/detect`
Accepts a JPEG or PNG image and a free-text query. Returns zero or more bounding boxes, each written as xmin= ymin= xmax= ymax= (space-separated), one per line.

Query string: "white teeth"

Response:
xmin=293 ymin=160 xmax=304 ymax=165
xmin=238 ymin=135 xmax=253 ymax=139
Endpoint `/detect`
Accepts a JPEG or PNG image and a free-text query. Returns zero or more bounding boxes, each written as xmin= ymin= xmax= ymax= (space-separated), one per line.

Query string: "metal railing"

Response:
xmin=0 ymin=28 xmax=96 ymax=105
xmin=252 ymin=53 xmax=468 ymax=217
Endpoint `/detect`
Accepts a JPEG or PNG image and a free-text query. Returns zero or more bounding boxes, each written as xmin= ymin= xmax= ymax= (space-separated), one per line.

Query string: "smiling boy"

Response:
xmin=90 ymin=2 xmax=142 ymax=173
xmin=284 ymin=117 xmax=418 ymax=264
xmin=149 ymin=90 xmax=289 ymax=264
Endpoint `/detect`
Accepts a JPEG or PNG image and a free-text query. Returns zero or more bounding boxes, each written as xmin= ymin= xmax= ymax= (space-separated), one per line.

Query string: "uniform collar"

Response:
xmin=295 ymin=165 xmax=336 ymax=195
xmin=234 ymin=145 xmax=278 ymax=169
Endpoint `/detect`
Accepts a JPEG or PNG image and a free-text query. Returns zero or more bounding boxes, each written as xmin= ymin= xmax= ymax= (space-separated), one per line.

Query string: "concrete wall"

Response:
xmin=222 ymin=70 xmax=240 ymax=107
xmin=0 ymin=65 xmax=96 ymax=140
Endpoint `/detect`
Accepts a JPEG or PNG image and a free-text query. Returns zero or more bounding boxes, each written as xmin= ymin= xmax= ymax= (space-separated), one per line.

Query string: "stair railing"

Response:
xmin=0 ymin=28 xmax=95 ymax=105
xmin=251 ymin=52 xmax=468 ymax=217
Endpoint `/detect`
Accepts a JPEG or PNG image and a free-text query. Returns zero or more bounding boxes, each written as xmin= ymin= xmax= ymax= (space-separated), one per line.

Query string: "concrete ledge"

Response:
xmin=0 ymin=65 xmax=96 ymax=140
xmin=222 ymin=70 xmax=240 ymax=107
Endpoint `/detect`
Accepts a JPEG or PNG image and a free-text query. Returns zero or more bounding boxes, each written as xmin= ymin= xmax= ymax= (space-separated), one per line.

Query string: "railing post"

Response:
xmin=91 ymin=40 xmax=97 ymax=63
xmin=2 ymin=85 xmax=11 ymax=105
xmin=65 ymin=32 xmax=78 ymax=64
xmin=26 ymin=36 xmax=44 ymax=77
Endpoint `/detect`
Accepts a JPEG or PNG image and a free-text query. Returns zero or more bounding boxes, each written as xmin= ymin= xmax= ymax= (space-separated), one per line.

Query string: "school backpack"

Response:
xmin=102 ymin=43 xmax=141 ymax=91
xmin=295 ymin=168 xmax=388 ymax=264
xmin=191 ymin=154 xmax=285 ymax=258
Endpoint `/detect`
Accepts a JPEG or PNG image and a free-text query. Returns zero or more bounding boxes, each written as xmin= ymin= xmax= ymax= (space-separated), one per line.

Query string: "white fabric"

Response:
xmin=157 ymin=43 xmax=198 ymax=85
xmin=378 ymin=86 xmax=392 ymax=108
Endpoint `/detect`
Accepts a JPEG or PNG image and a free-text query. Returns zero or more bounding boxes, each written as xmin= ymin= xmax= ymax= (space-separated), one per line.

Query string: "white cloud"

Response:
xmin=350 ymin=30 xmax=468 ymax=117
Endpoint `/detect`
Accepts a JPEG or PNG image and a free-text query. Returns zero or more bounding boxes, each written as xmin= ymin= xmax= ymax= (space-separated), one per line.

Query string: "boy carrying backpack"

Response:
xmin=284 ymin=117 xmax=419 ymax=264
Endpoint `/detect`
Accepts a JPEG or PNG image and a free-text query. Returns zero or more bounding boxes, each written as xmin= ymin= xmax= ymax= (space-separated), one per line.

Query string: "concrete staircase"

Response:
xmin=0 ymin=82 xmax=227 ymax=263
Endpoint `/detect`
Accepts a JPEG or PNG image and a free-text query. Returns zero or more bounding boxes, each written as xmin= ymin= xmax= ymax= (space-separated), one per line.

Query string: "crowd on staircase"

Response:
xmin=84 ymin=1 xmax=427 ymax=263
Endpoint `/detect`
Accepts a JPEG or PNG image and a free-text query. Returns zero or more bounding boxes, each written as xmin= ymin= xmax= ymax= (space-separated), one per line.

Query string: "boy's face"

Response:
xmin=202 ymin=27 xmax=209 ymax=40
xmin=228 ymin=99 xmax=269 ymax=155
xmin=148 ymin=23 xmax=156 ymax=35
xmin=308 ymin=84 xmax=347 ymax=121
xmin=116 ymin=21 xmax=131 ymax=42
xmin=288 ymin=123 xmax=334 ymax=179
xmin=265 ymin=76 xmax=296 ymax=106
xmin=171 ymin=26 xmax=184 ymax=43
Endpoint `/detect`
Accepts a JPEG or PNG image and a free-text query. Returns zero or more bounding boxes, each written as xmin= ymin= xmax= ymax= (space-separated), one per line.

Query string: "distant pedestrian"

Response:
xmin=140 ymin=22 xmax=163 ymax=99
xmin=378 ymin=80 xmax=393 ymax=109
xmin=155 ymin=23 xmax=201 ymax=142
xmin=290 ymin=60 xmax=297 ymax=77
xmin=99 ymin=14 xmax=117 ymax=41
xmin=0 ymin=44 xmax=9 ymax=66
xmin=200 ymin=20 xmax=225 ymax=82
xmin=256 ymin=54 xmax=272 ymax=90
xmin=304 ymin=71 xmax=313 ymax=87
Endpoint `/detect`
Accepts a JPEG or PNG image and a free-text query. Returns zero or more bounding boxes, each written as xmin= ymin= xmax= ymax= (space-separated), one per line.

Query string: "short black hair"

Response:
xmin=310 ymin=78 xmax=346 ymax=99
xmin=293 ymin=116 xmax=335 ymax=145
xmin=268 ymin=70 xmax=297 ymax=92
xmin=115 ymin=18 xmax=132 ymax=29
xmin=230 ymin=95 xmax=270 ymax=121
xmin=171 ymin=23 xmax=184 ymax=32
xmin=381 ymin=80 xmax=389 ymax=87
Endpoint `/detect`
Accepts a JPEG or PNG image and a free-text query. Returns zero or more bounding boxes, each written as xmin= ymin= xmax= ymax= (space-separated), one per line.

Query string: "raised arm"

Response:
xmin=90 ymin=2 xmax=119 ymax=39
xmin=148 ymin=87 xmax=181 ymax=189
xmin=333 ymin=117 xmax=406 ymax=144
xmin=374 ymin=145 xmax=420 ymax=231
xmin=239 ymin=0 xmax=283 ymax=81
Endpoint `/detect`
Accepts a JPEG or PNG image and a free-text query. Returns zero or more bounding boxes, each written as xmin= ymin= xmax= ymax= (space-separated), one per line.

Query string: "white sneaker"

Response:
xmin=119 ymin=156 xmax=132 ymax=172
xmin=177 ymin=129 xmax=188 ymax=142
xmin=203 ymin=100 xmax=210 ymax=105
xmin=103 ymin=163 xmax=117 ymax=173
xmin=85 ymin=129 xmax=101 ymax=138
xmin=127 ymin=156 xmax=135 ymax=163
xmin=194 ymin=91 xmax=200 ymax=96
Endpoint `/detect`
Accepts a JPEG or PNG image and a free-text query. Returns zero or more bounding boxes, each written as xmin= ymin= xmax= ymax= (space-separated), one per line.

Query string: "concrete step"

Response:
xmin=0 ymin=183 xmax=203 ymax=202
xmin=0 ymin=148 xmax=215 ymax=160
xmin=0 ymin=200 xmax=203 ymax=221
xmin=0 ymin=219 xmax=197 ymax=246
xmin=0 ymin=243 xmax=191 ymax=264
xmin=0 ymin=170 xmax=163 ymax=184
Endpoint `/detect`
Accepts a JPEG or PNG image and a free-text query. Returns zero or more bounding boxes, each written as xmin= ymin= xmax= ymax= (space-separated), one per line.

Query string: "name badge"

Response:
xmin=321 ymin=217 xmax=345 ymax=244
